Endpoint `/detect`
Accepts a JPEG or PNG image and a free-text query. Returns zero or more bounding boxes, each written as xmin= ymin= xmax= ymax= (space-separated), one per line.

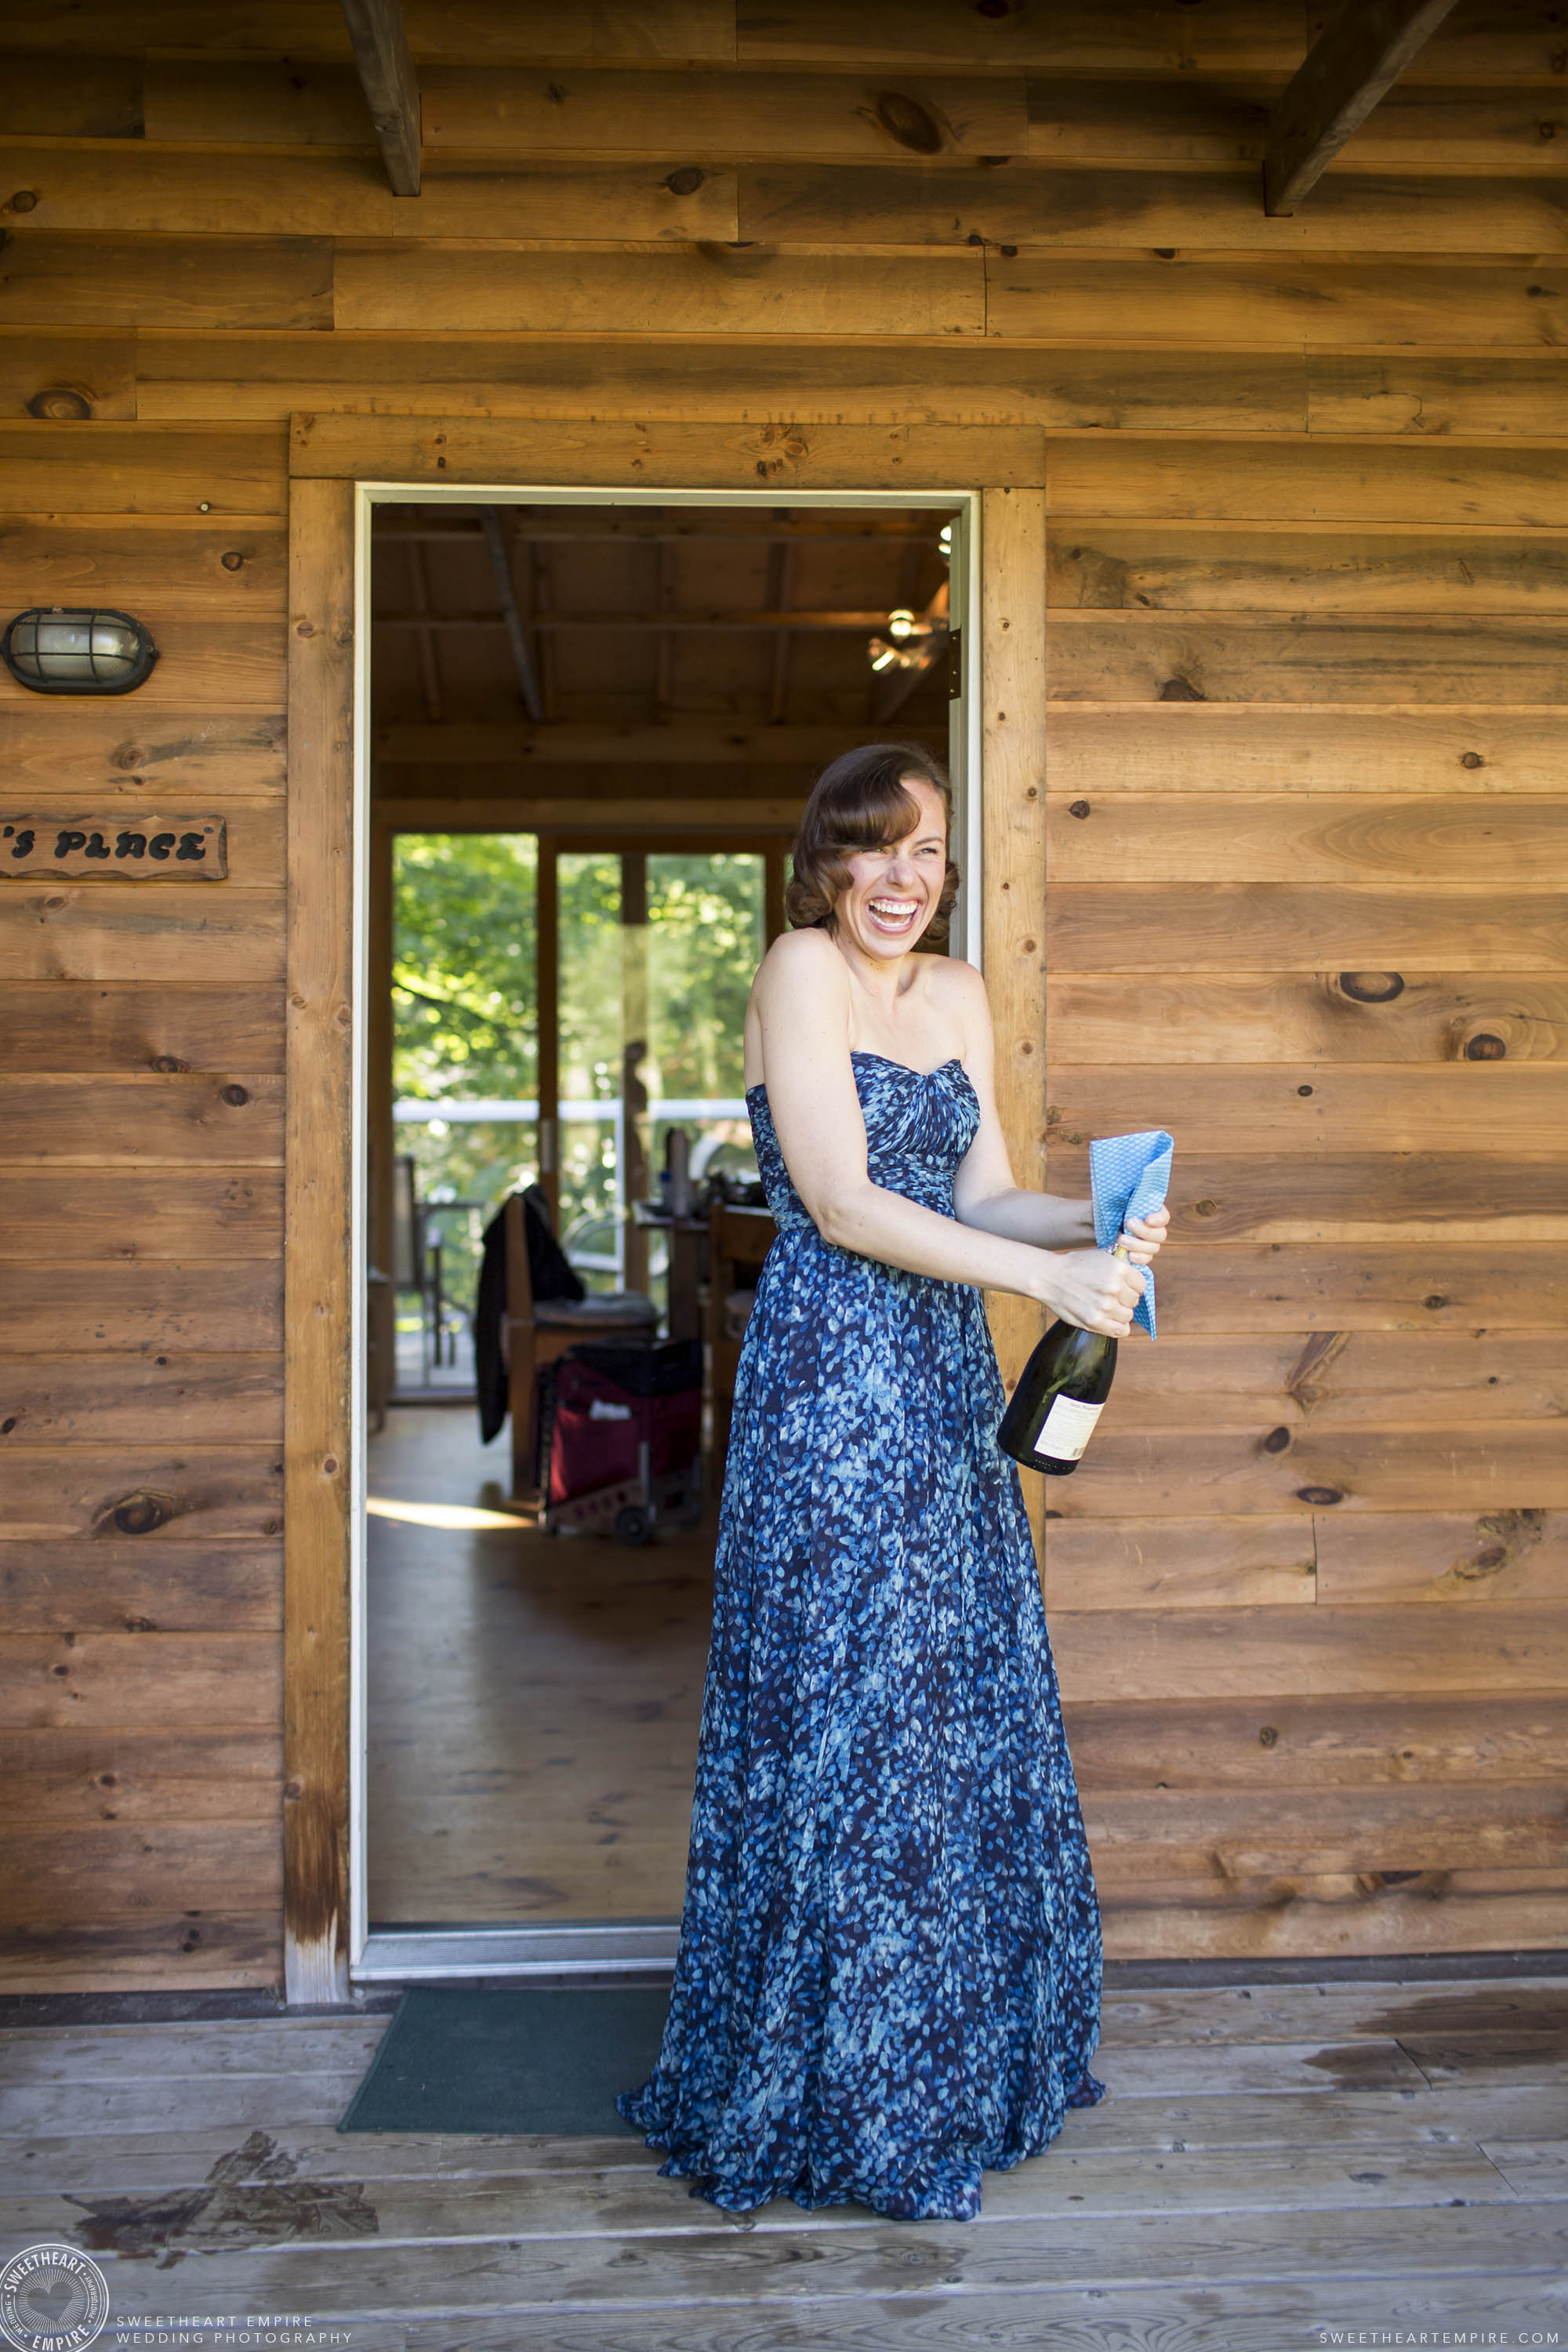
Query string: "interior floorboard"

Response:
xmin=367 ymin=1406 xmax=711 ymax=1926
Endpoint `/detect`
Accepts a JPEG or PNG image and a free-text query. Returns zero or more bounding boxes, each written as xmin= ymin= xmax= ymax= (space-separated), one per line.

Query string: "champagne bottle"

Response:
xmin=998 ymin=1244 xmax=1130 ymax=1475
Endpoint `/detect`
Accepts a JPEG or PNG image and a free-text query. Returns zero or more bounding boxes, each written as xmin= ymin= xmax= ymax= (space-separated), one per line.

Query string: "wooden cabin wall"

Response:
xmin=1040 ymin=449 xmax=1568 ymax=1958
xmin=0 ymin=0 xmax=1564 ymax=1987
xmin=0 ymin=514 xmax=289 ymax=1989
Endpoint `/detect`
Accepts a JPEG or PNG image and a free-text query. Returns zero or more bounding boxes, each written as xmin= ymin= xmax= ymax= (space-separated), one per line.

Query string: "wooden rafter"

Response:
xmin=403 ymin=537 xmax=441 ymax=725
xmin=767 ymin=540 xmax=798 ymax=725
xmin=375 ymin=723 xmax=946 ymax=765
xmin=478 ymin=508 xmax=545 ymax=723
xmin=375 ymin=797 xmax=804 ymax=834
xmin=376 ymin=769 xmax=813 ymax=805
xmin=372 ymin=608 xmax=898 ymax=632
xmin=1263 ymin=0 xmax=1462 ymax=215
xmin=530 ymin=537 xmax=560 ymax=723
xmin=653 ymin=527 xmax=678 ymax=722
xmin=339 ymin=0 xmax=421 ymax=197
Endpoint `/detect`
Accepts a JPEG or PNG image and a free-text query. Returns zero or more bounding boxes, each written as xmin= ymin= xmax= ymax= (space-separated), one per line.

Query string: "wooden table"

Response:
xmin=706 ymin=1203 xmax=778 ymax=1483
xmin=631 ymin=1203 xmax=710 ymax=1341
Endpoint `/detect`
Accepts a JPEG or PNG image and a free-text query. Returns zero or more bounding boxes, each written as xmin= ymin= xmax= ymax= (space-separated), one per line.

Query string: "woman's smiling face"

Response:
xmin=833 ymin=775 xmax=948 ymax=963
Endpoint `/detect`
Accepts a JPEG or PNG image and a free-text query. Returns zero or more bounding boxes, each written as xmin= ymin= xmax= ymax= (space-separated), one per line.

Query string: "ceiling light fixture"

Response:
xmin=868 ymin=606 xmax=944 ymax=674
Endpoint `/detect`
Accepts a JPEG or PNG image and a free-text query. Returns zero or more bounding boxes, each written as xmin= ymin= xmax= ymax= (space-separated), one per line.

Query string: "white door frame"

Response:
xmin=347 ymin=481 xmax=982 ymax=1984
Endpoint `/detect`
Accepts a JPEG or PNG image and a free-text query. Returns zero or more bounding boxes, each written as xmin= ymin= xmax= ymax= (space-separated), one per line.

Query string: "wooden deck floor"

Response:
xmin=2 ymin=1976 xmax=1564 ymax=2350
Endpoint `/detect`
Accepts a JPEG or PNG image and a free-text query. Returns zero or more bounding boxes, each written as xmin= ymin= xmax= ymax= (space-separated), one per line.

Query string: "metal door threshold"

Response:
xmin=355 ymin=1923 xmax=679 ymax=1981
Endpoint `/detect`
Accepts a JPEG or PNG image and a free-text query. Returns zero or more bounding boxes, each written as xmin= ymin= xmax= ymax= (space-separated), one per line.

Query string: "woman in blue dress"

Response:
xmin=619 ymin=742 xmax=1167 ymax=2221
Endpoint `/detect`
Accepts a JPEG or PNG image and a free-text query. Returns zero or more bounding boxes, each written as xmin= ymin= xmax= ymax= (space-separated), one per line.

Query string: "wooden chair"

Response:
xmin=391 ymin=1152 xmax=454 ymax=1386
xmin=706 ymin=1202 xmax=778 ymax=1485
xmin=503 ymin=1192 xmax=659 ymax=1502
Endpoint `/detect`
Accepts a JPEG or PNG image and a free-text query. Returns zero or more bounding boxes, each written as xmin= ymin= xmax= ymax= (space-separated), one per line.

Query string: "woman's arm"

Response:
xmin=947 ymin=976 xmax=1095 ymax=1247
xmin=753 ymin=933 xmax=1145 ymax=1337
xmin=948 ymin=964 xmax=1171 ymax=1265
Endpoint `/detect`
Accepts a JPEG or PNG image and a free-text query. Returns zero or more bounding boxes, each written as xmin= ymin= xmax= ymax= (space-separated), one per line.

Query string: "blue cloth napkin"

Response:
xmin=1089 ymin=1128 xmax=1174 ymax=1340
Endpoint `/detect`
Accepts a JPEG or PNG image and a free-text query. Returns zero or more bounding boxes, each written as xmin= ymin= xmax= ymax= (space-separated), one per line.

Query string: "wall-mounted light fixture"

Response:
xmin=2 ymin=607 xmax=159 ymax=695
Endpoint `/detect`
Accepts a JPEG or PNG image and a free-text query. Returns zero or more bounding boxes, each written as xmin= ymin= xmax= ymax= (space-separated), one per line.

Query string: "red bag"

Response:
xmin=537 ymin=1340 xmax=701 ymax=1508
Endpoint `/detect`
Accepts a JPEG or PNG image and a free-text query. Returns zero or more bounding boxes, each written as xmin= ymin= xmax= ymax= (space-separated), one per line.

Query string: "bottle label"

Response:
xmin=1031 ymin=1394 xmax=1106 ymax=1464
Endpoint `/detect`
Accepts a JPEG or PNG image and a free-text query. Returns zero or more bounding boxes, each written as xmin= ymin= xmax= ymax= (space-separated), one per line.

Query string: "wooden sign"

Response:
xmin=0 ymin=815 xmax=227 ymax=880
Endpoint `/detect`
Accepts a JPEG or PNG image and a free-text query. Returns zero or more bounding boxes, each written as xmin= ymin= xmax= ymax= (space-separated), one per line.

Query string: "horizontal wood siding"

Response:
xmin=0 ymin=0 xmax=1563 ymax=1984
xmin=0 ymin=422 xmax=287 ymax=1988
xmin=1043 ymin=408 xmax=1568 ymax=1957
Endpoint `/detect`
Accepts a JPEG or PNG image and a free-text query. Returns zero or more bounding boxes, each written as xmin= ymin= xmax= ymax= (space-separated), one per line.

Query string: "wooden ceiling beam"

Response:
xmin=1263 ymin=0 xmax=1463 ymax=215
xmin=372 ymin=609 xmax=891 ymax=632
xmin=374 ymin=724 xmax=942 ymax=766
xmin=339 ymin=0 xmax=421 ymax=197
xmin=374 ymin=799 xmax=802 ymax=835
xmin=373 ymin=764 xmax=818 ymax=800
xmin=375 ymin=517 xmax=940 ymax=546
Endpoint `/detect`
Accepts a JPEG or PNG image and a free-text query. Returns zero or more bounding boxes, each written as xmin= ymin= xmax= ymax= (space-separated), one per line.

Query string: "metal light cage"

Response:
xmin=1 ymin=606 xmax=159 ymax=695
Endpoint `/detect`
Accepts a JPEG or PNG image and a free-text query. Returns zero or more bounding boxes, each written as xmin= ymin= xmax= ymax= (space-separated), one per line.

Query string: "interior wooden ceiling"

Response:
xmin=369 ymin=503 xmax=954 ymax=804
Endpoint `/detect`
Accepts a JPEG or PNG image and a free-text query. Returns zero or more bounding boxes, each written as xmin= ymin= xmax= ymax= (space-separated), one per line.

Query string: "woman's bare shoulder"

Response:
xmin=746 ymin=931 xmax=849 ymax=1086
xmin=752 ymin=924 xmax=846 ymax=1009
xmin=924 ymin=951 xmax=987 ymax=1001
xmin=923 ymin=952 xmax=991 ymax=1024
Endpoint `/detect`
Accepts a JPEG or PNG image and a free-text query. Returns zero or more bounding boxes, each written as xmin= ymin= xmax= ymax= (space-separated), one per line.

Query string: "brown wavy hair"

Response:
xmin=785 ymin=741 xmax=960 ymax=954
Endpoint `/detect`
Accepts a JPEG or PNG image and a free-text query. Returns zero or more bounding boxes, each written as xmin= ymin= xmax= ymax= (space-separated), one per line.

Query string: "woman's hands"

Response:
xmin=750 ymin=932 xmax=1178 ymax=1321
xmin=1034 ymin=1207 xmax=1169 ymax=1337
xmin=1037 ymin=1247 xmax=1146 ymax=1338
xmin=1118 ymin=1206 xmax=1170 ymax=1266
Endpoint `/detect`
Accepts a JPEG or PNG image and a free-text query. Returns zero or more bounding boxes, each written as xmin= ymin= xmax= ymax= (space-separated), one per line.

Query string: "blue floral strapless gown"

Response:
xmin=618 ymin=1051 xmax=1105 ymax=2220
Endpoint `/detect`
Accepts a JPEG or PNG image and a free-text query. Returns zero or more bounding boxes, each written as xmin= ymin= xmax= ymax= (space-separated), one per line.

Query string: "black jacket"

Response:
xmin=474 ymin=1186 xmax=584 ymax=1443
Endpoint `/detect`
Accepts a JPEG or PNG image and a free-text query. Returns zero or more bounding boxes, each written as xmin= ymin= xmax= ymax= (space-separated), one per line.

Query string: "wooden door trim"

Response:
xmin=981 ymin=487 xmax=1049 ymax=1545
xmin=282 ymin=431 xmax=1045 ymax=1999
xmin=284 ymin=476 xmax=357 ymax=2004
xmin=289 ymin=412 xmax=1046 ymax=491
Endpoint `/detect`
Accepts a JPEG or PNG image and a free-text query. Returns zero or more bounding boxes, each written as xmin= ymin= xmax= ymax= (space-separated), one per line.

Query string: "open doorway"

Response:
xmin=354 ymin=491 xmax=975 ymax=1977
